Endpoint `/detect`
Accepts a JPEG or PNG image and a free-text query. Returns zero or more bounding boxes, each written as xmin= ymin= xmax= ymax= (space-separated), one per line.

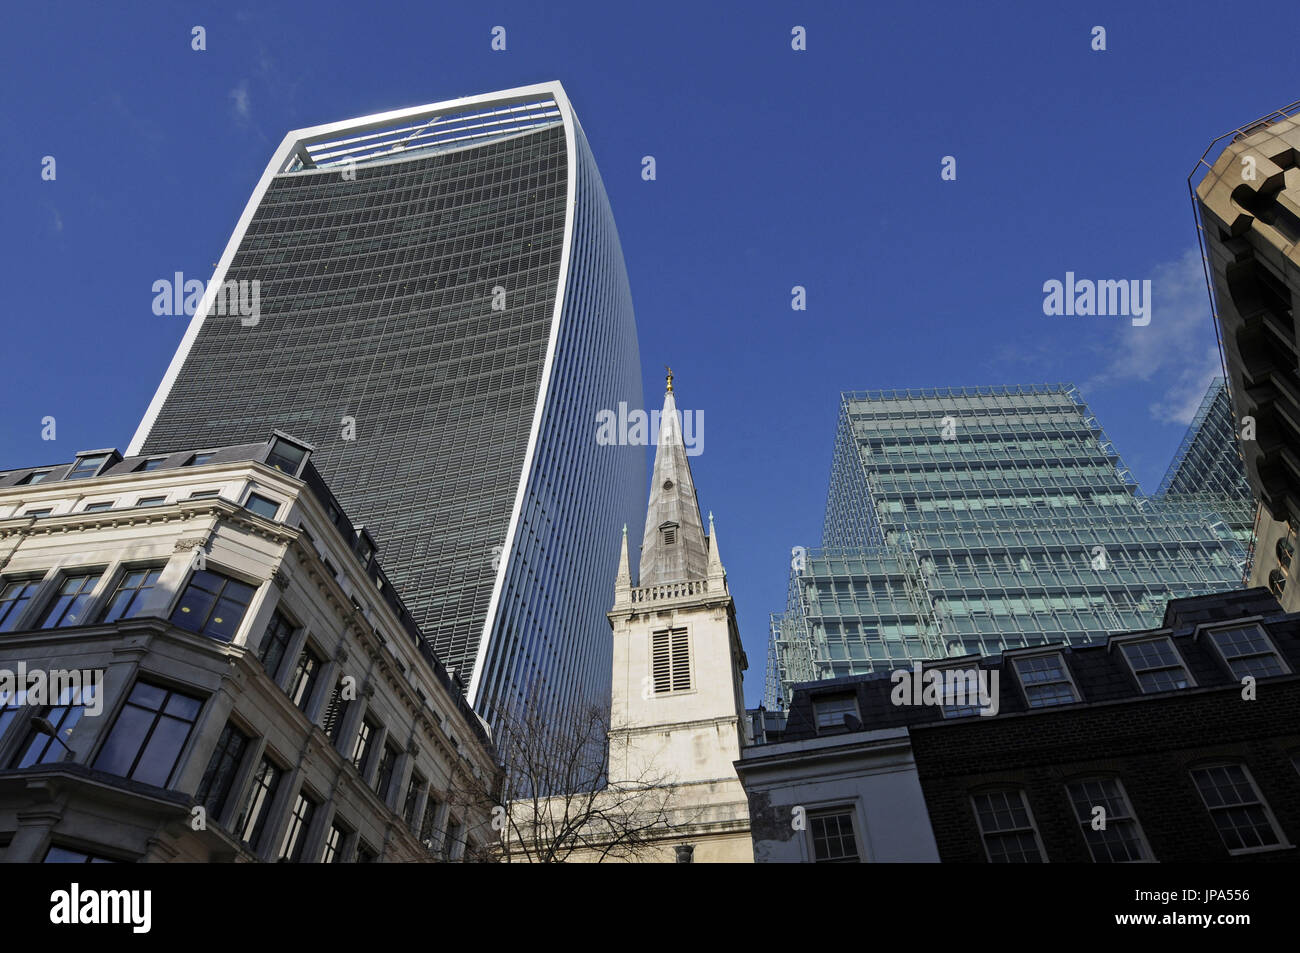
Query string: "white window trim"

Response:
xmin=971 ymin=788 xmax=1048 ymax=863
xmin=1197 ymin=621 xmax=1292 ymax=680
xmin=802 ymin=802 xmax=866 ymax=863
xmin=242 ymin=486 xmax=284 ymax=520
xmin=929 ymin=658 xmax=987 ymax=719
xmin=1188 ymin=762 xmax=1290 ymax=856
xmin=1112 ymin=634 xmax=1196 ymax=693
xmin=1064 ymin=776 xmax=1154 ymax=863
xmin=1009 ymin=650 xmax=1081 ymax=708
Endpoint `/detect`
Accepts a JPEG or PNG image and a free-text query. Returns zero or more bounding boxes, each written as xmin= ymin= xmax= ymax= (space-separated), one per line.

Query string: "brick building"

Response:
xmin=740 ymin=588 xmax=1300 ymax=862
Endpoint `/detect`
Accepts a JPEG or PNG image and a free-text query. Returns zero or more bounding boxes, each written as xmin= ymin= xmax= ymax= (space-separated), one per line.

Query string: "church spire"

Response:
xmin=638 ymin=370 xmax=708 ymax=586
xmin=613 ymin=523 xmax=632 ymax=607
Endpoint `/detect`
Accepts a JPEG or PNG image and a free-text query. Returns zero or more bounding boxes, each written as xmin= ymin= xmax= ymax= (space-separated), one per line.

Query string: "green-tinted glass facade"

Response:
xmin=1154 ymin=377 xmax=1255 ymax=547
xmin=765 ymin=385 xmax=1249 ymax=708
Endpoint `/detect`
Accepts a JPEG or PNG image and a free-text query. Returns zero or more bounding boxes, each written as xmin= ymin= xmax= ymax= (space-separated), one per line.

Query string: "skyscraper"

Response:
xmin=1154 ymin=376 xmax=1255 ymax=547
xmin=766 ymin=385 xmax=1248 ymax=709
xmin=128 ymin=83 xmax=644 ymax=723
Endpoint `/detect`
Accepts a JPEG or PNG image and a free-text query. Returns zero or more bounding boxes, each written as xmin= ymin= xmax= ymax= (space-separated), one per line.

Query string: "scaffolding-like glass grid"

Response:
xmin=765 ymin=385 xmax=1249 ymax=709
xmin=1154 ymin=377 xmax=1256 ymax=548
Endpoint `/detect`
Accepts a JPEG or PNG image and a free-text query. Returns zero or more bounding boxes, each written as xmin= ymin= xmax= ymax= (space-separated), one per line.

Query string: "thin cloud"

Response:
xmin=1085 ymin=247 xmax=1223 ymax=425
xmin=229 ymin=81 xmax=252 ymax=123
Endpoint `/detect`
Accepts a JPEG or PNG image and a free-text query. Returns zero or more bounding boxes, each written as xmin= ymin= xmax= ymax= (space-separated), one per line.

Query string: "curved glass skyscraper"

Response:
xmin=129 ymin=83 xmax=644 ymax=723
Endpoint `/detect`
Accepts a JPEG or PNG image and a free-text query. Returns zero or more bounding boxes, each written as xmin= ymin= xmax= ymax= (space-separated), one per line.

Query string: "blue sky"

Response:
xmin=4 ymin=1 xmax=1299 ymax=706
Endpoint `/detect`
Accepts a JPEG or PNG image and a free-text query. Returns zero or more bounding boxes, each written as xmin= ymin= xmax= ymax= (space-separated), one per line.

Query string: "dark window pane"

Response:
xmin=195 ymin=721 xmax=251 ymax=818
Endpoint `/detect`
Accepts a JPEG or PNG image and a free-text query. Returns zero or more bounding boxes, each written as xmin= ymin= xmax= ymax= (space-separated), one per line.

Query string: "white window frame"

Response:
xmin=804 ymin=804 xmax=864 ymax=863
xmin=971 ymin=788 xmax=1047 ymax=863
xmin=1114 ymin=634 xmax=1195 ymax=694
xmin=1188 ymin=762 xmax=1288 ymax=855
xmin=931 ymin=661 xmax=986 ymax=719
xmin=1064 ymin=776 xmax=1152 ymax=863
xmin=1009 ymin=650 xmax=1081 ymax=708
xmin=1199 ymin=622 xmax=1291 ymax=681
xmin=242 ymin=488 xmax=283 ymax=521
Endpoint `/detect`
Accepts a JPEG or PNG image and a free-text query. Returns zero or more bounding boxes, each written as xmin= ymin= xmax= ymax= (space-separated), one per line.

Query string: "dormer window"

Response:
xmin=265 ymin=434 xmax=311 ymax=477
xmin=1204 ymin=624 xmax=1289 ymax=680
xmin=1011 ymin=652 xmax=1080 ymax=708
xmin=66 ymin=452 xmax=114 ymax=481
xmin=813 ymin=692 xmax=859 ymax=733
xmin=1118 ymin=636 xmax=1193 ymax=693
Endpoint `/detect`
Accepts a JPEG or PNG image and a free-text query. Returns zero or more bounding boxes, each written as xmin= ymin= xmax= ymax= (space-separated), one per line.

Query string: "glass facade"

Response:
xmin=766 ymin=385 xmax=1249 ymax=708
xmin=1154 ymin=377 xmax=1256 ymax=548
xmin=131 ymin=86 xmax=644 ymax=724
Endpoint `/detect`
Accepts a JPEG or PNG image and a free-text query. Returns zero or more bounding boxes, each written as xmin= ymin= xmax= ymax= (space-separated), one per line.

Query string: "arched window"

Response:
xmin=1268 ymin=569 xmax=1287 ymax=599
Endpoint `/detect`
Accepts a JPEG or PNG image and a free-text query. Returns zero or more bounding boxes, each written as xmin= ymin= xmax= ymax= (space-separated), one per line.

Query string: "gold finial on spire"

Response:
xmin=665 ymin=365 xmax=674 ymax=393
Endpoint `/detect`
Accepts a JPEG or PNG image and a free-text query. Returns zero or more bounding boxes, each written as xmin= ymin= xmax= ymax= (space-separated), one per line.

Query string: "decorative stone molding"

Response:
xmin=173 ymin=537 xmax=206 ymax=552
xmin=272 ymin=568 xmax=291 ymax=591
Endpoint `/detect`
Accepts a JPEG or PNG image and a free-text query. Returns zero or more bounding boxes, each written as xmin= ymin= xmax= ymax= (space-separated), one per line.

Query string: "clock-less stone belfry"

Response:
xmin=607 ymin=370 xmax=754 ymax=862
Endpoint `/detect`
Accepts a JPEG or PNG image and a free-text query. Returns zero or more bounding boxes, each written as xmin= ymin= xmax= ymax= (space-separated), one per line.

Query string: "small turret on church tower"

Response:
xmin=608 ymin=371 xmax=751 ymax=804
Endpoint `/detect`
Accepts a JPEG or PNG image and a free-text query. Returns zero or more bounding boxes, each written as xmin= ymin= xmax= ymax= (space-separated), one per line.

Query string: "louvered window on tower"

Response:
xmin=662 ymin=524 xmax=677 ymax=546
xmin=652 ymin=628 xmax=691 ymax=693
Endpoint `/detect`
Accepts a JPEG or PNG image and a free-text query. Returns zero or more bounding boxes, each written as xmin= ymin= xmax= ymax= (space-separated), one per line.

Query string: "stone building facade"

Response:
xmin=0 ymin=434 xmax=498 ymax=862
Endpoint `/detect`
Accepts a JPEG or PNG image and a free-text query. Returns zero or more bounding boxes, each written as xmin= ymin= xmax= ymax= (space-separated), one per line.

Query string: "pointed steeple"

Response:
xmin=639 ymin=371 xmax=709 ymax=586
xmin=707 ymin=511 xmax=726 ymax=587
xmin=614 ymin=523 xmax=632 ymax=607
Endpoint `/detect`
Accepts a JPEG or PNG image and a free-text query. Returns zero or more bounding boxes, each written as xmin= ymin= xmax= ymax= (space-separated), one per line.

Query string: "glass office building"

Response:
xmin=765 ymin=385 xmax=1249 ymax=708
xmin=1154 ymin=377 xmax=1255 ymax=546
xmin=129 ymin=84 xmax=644 ymax=723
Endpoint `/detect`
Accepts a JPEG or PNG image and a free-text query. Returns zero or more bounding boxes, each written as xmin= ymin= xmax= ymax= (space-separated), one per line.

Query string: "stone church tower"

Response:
xmin=607 ymin=372 xmax=753 ymax=861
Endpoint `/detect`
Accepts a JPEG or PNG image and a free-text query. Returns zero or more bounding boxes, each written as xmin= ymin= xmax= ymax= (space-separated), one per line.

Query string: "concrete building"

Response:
xmin=742 ymin=588 xmax=1300 ymax=863
xmin=1193 ymin=103 xmax=1300 ymax=613
xmin=127 ymin=82 xmax=645 ymax=729
xmin=0 ymin=435 xmax=498 ymax=862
